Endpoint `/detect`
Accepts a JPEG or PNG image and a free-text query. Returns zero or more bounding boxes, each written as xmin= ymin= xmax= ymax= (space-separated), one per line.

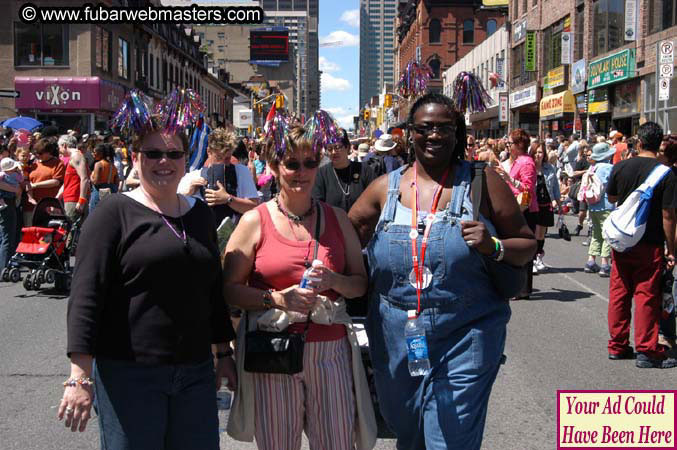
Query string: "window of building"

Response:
xmin=95 ymin=26 xmax=111 ymax=72
xmin=593 ymin=0 xmax=625 ymax=57
xmin=14 ymin=23 xmax=69 ymax=66
xmin=543 ymin=20 xmax=564 ymax=72
xmin=217 ymin=32 xmax=225 ymax=39
xmin=118 ymin=37 xmax=129 ymax=79
xmin=511 ymin=43 xmax=537 ymax=87
xmin=487 ymin=19 xmax=497 ymax=37
xmin=150 ymin=56 xmax=154 ymax=88
xmin=575 ymin=4 xmax=585 ymax=61
xmin=429 ymin=19 xmax=441 ymax=43
xmin=649 ymin=0 xmax=677 ymax=34
xmin=463 ymin=19 xmax=474 ymax=43
xmin=218 ymin=45 xmax=225 ymax=52
xmin=429 ymin=59 xmax=441 ymax=79
xmin=522 ymin=0 xmax=528 ymax=15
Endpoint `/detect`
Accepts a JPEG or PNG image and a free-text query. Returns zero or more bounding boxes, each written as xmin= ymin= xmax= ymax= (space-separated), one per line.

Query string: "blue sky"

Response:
xmin=318 ymin=1 xmax=360 ymax=130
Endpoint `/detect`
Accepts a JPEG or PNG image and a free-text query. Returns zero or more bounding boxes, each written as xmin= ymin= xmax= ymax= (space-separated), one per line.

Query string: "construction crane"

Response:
xmin=319 ymin=41 xmax=343 ymax=47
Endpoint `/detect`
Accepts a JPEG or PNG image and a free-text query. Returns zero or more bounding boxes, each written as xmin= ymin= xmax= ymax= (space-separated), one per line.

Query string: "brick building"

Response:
xmin=510 ymin=0 xmax=677 ymax=139
xmin=393 ymin=0 xmax=505 ymax=119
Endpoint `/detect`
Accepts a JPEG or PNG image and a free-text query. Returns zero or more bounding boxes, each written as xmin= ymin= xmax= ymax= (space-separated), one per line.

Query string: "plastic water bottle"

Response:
xmin=300 ymin=259 xmax=323 ymax=288
xmin=405 ymin=310 xmax=430 ymax=376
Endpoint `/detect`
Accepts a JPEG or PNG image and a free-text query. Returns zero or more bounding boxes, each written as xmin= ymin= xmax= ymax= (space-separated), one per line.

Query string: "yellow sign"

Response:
xmin=545 ymin=66 xmax=566 ymax=90
xmin=482 ymin=0 xmax=508 ymax=5
xmin=540 ymin=90 xmax=575 ymax=118
xmin=588 ymin=100 xmax=610 ymax=114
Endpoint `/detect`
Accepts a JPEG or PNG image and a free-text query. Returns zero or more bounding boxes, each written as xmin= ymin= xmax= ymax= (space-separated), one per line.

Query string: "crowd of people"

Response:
xmin=1 ymin=87 xmax=676 ymax=449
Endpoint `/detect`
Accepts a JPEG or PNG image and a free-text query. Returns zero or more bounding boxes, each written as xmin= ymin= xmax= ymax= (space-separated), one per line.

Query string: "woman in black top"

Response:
xmin=59 ymin=122 xmax=236 ymax=449
xmin=312 ymin=129 xmax=376 ymax=212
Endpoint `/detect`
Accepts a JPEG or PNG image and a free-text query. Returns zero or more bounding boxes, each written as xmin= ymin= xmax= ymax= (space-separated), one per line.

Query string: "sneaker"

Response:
xmin=609 ymin=347 xmax=635 ymax=360
xmin=534 ymin=255 xmax=547 ymax=272
xmin=532 ymin=264 xmax=539 ymax=274
xmin=636 ymin=353 xmax=677 ymax=369
xmin=584 ymin=261 xmax=600 ymax=273
xmin=581 ymin=239 xmax=590 ymax=246
xmin=598 ymin=265 xmax=611 ymax=277
xmin=574 ymin=224 xmax=583 ymax=236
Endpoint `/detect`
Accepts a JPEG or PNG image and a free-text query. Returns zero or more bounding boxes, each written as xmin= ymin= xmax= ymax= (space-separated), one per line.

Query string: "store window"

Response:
xmin=592 ymin=0 xmax=625 ymax=57
xmin=543 ymin=20 xmax=564 ymax=72
xmin=649 ymin=0 xmax=677 ymax=34
xmin=14 ymin=23 xmax=69 ymax=66
xmin=118 ymin=38 xmax=129 ymax=79
xmin=463 ymin=20 xmax=474 ymax=44
xmin=511 ymin=43 xmax=537 ymax=88
xmin=487 ymin=19 xmax=497 ymax=37
xmin=429 ymin=19 xmax=441 ymax=43
xmin=95 ymin=26 xmax=111 ymax=73
xmin=644 ymin=73 xmax=677 ymax=132
xmin=575 ymin=5 xmax=584 ymax=61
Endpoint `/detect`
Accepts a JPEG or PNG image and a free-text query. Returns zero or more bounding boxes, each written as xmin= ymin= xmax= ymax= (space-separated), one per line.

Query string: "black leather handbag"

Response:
xmin=243 ymin=203 xmax=322 ymax=375
xmin=471 ymin=163 xmax=528 ymax=300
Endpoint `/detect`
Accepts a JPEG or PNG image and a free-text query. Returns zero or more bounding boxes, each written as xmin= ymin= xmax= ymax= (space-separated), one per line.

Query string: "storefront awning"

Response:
xmin=539 ymin=90 xmax=575 ymax=119
xmin=15 ymin=77 xmax=126 ymax=113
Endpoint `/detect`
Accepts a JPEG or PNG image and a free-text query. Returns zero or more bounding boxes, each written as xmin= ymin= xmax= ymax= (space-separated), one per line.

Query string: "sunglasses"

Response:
xmin=138 ymin=149 xmax=185 ymax=160
xmin=412 ymin=123 xmax=456 ymax=136
xmin=282 ymin=158 xmax=320 ymax=171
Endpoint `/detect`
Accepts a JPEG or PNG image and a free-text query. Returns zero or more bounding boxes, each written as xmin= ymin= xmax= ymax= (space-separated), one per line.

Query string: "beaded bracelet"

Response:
xmin=63 ymin=377 xmax=95 ymax=388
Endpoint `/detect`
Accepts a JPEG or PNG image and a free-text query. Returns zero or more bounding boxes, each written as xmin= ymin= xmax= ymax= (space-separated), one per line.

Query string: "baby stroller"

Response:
xmin=1 ymin=198 xmax=81 ymax=292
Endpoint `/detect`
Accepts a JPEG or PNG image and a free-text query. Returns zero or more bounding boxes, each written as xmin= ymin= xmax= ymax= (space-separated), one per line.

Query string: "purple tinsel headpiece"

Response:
xmin=304 ymin=110 xmax=341 ymax=155
xmin=397 ymin=61 xmax=433 ymax=99
xmin=110 ymin=89 xmax=154 ymax=136
xmin=154 ymin=88 xmax=205 ymax=134
xmin=452 ymin=71 xmax=493 ymax=114
xmin=264 ymin=110 xmax=292 ymax=160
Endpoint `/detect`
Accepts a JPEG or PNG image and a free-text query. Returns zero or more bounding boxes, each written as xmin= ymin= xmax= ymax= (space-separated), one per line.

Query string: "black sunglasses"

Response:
xmin=138 ymin=149 xmax=185 ymax=160
xmin=282 ymin=158 xmax=320 ymax=170
xmin=411 ymin=123 xmax=457 ymax=136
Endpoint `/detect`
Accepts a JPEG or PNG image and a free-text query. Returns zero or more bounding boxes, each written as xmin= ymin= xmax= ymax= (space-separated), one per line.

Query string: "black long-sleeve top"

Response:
xmin=67 ymin=194 xmax=235 ymax=365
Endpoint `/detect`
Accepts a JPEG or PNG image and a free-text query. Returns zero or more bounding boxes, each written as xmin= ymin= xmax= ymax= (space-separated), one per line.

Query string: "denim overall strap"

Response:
xmin=382 ymin=166 xmax=405 ymax=224
xmin=449 ymin=161 xmax=471 ymax=218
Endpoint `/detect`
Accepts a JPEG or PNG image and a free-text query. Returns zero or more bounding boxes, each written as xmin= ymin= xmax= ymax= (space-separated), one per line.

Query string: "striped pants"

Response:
xmin=252 ymin=337 xmax=356 ymax=450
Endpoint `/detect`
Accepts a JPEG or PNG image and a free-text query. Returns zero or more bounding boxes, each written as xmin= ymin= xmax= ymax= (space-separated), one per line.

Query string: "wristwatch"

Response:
xmin=262 ymin=289 xmax=274 ymax=309
xmin=226 ymin=194 xmax=234 ymax=204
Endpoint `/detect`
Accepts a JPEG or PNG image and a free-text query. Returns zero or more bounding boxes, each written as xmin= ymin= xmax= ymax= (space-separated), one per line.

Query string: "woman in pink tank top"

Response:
xmin=223 ymin=125 xmax=369 ymax=449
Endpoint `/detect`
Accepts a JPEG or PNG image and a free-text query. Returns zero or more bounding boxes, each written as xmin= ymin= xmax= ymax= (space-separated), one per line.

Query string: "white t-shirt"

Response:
xmin=177 ymin=163 xmax=258 ymax=201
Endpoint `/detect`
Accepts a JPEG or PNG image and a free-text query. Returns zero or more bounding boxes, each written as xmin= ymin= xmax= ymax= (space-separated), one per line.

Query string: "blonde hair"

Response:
xmin=547 ymin=150 xmax=558 ymax=165
xmin=263 ymin=126 xmax=314 ymax=168
xmin=129 ymin=115 xmax=189 ymax=154
xmin=207 ymin=127 xmax=237 ymax=157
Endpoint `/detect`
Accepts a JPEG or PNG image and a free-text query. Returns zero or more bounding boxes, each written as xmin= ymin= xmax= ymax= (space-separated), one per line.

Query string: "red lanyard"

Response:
xmin=410 ymin=165 xmax=449 ymax=315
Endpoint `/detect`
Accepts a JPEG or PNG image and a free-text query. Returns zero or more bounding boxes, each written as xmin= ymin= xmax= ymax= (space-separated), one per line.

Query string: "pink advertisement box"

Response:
xmin=15 ymin=77 xmax=125 ymax=112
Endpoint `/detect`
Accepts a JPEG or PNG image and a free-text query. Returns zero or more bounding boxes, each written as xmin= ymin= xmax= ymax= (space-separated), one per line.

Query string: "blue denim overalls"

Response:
xmin=366 ymin=161 xmax=511 ymax=450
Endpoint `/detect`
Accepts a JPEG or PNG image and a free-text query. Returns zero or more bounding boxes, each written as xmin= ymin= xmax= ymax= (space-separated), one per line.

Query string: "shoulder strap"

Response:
xmin=471 ymin=162 xmax=486 ymax=221
xmin=640 ymin=163 xmax=671 ymax=191
xmin=312 ymin=202 xmax=323 ymax=260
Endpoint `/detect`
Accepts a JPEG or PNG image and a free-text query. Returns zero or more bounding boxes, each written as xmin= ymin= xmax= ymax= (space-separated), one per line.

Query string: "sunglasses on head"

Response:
xmin=282 ymin=158 xmax=320 ymax=171
xmin=138 ymin=149 xmax=185 ymax=160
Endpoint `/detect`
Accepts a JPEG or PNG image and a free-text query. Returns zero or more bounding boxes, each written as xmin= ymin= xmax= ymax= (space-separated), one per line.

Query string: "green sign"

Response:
xmin=525 ymin=31 xmax=536 ymax=72
xmin=587 ymin=49 xmax=635 ymax=89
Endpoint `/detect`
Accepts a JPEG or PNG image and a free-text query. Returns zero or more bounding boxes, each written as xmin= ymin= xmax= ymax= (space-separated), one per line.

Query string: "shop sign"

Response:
xmin=525 ymin=31 xmax=536 ymax=72
xmin=625 ymin=0 xmax=637 ymax=41
xmin=510 ymin=85 xmax=538 ymax=108
xmin=544 ymin=66 xmax=565 ymax=90
xmin=588 ymin=88 xmax=610 ymax=114
xmin=513 ymin=19 xmax=527 ymax=43
xmin=15 ymin=77 xmax=125 ymax=112
xmin=496 ymin=58 xmax=505 ymax=88
xmin=575 ymin=93 xmax=587 ymax=114
xmin=539 ymin=90 xmax=575 ymax=118
xmin=561 ymin=32 xmax=571 ymax=65
xmin=571 ymin=59 xmax=587 ymax=94
xmin=499 ymin=93 xmax=508 ymax=122
xmin=588 ymin=49 xmax=636 ymax=89
xmin=552 ymin=121 xmax=559 ymax=131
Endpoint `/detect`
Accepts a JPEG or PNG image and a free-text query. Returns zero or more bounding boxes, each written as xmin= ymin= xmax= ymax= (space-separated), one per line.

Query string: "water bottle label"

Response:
xmin=406 ymin=335 xmax=429 ymax=361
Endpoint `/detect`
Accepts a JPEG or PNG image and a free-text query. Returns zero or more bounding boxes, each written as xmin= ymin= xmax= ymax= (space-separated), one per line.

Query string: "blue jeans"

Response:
xmin=93 ymin=358 xmax=220 ymax=450
xmin=0 ymin=199 xmax=17 ymax=268
xmin=89 ymin=184 xmax=118 ymax=215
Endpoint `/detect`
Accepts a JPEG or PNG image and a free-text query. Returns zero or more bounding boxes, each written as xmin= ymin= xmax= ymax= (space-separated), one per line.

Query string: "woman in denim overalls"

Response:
xmin=350 ymin=94 xmax=536 ymax=450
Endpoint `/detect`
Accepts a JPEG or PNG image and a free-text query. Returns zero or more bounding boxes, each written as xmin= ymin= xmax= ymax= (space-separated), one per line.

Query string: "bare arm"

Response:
xmin=663 ymin=208 xmax=676 ymax=261
xmin=348 ymin=174 xmax=389 ymax=247
xmin=31 ymin=179 xmax=61 ymax=189
xmin=71 ymin=153 xmax=91 ymax=200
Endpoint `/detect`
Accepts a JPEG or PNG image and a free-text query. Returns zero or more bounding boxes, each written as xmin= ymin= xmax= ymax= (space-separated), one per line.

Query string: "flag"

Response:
xmin=188 ymin=117 xmax=210 ymax=172
xmin=263 ymin=102 xmax=276 ymax=133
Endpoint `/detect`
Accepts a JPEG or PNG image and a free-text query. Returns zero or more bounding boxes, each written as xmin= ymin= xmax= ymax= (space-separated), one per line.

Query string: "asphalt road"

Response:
xmin=0 ymin=214 xmax=674 ymax=450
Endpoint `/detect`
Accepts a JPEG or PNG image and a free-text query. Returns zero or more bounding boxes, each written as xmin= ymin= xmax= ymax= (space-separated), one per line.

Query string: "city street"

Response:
xmin=0 ymin=214 xmax=674 ymax=450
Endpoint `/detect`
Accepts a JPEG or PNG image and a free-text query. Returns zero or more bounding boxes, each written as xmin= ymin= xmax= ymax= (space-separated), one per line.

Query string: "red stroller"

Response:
xmin=1 ymin=198 xmax=81 ymax=292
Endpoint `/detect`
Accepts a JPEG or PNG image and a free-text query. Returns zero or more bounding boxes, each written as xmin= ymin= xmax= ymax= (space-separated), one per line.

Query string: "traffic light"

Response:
xmin=275 ymin=94 xmax=284 ymax=109
xmin=364 ymin=110 xmax=370 ymax=120
xmin=384 ymin=94 xmax=392 ymax=107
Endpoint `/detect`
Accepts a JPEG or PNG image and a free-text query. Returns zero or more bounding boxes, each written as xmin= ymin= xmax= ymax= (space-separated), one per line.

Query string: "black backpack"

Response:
xmin=366 ymin=154 xmax=387 ymax=177
xmin=200 ymin=163 xmax=238 ymax=225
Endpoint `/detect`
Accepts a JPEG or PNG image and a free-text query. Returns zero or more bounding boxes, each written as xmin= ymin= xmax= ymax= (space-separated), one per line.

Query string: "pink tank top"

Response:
xmin=249 ymin=202 xmax=347 ymax=342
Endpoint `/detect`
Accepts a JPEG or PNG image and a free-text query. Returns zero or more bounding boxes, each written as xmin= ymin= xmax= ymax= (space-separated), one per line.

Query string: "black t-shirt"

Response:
xmin=573 ymin=158 xmax=590 ymax=181
xmin=607 ymin=157 xmax=677 ymax=246
xmin=67 ymin=194 xmax=234 ymax=365
xmin=312 ymin=160 xmax=377 ymax=212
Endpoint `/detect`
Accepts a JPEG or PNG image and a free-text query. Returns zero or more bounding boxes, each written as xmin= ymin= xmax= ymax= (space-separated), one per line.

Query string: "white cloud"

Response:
xmin=325 ymin=107 xmax=349 ymax=116
xmin=321 ymin=73 xmax=352 ymax=92
xmin=319 ymin=57 xmax=341 ymax=73
xmin=340 ymin=9 xmax=359 ymax=27
xmin=335 ymin=114 xmax=356 ymax=129
xmin=320 ymin=30 xmax=359 ymax=48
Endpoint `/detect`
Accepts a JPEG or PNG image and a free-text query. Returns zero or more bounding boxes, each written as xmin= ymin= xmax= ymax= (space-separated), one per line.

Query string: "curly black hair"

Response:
xmin=406 ymin=93 xmax=467 ymax=163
